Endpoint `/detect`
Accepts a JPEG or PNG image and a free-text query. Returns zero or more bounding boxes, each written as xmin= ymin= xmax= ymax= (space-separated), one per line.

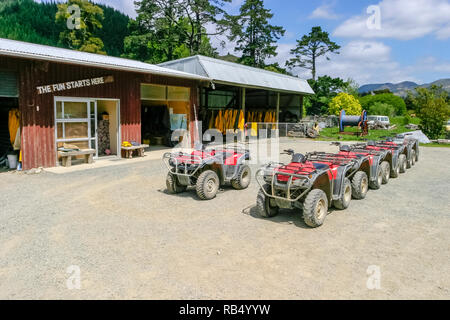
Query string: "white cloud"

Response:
xmin=309 ymin=2 xmax=340 ymax=20
xmin=334 ymin=0 xmax=450 ymax=40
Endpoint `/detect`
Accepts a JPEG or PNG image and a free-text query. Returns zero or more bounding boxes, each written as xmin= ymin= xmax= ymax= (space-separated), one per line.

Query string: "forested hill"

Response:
xmin=0 ymin=0 xmax=130 ymax=57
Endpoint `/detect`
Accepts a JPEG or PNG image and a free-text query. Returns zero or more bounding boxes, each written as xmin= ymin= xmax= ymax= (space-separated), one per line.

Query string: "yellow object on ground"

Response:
xmin=8 ymin=109 xmax=20 ymax=146
xmin=122 ymin=141 xmax=132 ymax=147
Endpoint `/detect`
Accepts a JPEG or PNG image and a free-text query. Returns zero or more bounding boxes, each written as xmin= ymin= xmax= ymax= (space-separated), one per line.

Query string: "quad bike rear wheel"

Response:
xmin=380 ymin=161 xmax=390 ymax=184
xmin=351 ymin=171 xmax=369 ymax=200
xmin=411 ymin=150 xmax=416 ymax=166
xmin=415 ymin=149 xmax=419 ymax=162
xmin=369 ymin=165 xmax=383 ymax=190
xmin=391 ymin=162 xmax=400 ymax=178
xmin=399 ymin=154 xmax=407 ymax=173
xmin=196 ymin=170 xmax=220 ymax=200
xmin=256 ymin=184 xmax=279 ymax=218
xmin=166 ymin=173 xmax=187 ymax=194
xmin=333 ymin=178 xmax=352 ymax=210
xmin=303 ymin=189 xmax=328 ymax=228
xmin=231 ymin=165 xmax=251 ymax=190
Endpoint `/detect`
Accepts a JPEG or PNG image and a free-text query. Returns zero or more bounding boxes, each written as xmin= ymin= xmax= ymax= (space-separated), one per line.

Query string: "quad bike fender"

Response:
xmin=312 ymin=173 xmax=332 ymax=207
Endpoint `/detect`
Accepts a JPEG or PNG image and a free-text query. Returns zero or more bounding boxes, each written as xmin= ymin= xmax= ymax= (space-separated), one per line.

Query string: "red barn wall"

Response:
xmin=0 ymin=56 xmax=200 ymax=170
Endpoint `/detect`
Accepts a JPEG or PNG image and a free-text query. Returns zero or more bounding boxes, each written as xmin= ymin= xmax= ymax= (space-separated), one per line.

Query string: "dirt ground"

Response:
xmin=0 ymin=138 xmax=449 ymax=299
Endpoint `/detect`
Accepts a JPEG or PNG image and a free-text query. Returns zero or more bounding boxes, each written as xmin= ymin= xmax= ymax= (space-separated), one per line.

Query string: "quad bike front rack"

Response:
xmin=256 ymin=163 xmax=313 ymax=203
xmin=163 ymin=151 xmax=216 ymax=177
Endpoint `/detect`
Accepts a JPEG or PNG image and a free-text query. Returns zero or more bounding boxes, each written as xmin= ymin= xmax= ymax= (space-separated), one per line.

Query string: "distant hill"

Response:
xmin=359 ymin=78 xmax=450 ymax=96
xmin=218 ymin=53 xmax=240 ymax=63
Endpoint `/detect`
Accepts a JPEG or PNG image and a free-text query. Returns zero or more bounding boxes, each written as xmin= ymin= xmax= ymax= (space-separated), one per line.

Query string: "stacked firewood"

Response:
xmin=98 ymin=120 xmax=110 ymax=155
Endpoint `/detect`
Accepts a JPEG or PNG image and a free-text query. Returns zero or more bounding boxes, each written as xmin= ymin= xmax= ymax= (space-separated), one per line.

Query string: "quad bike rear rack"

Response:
xmin=256 ymin=163 xmax=314 ymax=203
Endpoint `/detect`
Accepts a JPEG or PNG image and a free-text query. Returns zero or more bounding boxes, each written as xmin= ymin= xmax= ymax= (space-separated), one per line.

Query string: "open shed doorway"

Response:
xmin=0 ymin=97 xmax=19 ymax=172
xmin=140 ymin=84 xmax=190 ymax=148
xmin=96 ymin=99 xmax=120 ymax=158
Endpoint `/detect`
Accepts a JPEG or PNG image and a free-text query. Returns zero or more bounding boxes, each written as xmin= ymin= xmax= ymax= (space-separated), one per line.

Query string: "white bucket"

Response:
xmin=7 ymin=154 xmax=18 ymax=169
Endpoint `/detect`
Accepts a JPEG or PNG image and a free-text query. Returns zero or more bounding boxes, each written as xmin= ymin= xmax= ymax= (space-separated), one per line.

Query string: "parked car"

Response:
xmin=367 ymin=115 xmax=390 ymax=126
xmin=446 ymin=120 xmax=450 ymax=132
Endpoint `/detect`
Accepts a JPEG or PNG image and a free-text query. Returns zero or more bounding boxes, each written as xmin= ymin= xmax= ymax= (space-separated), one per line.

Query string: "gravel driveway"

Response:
xmin=0 ymin=138 xmax=449 ymax=299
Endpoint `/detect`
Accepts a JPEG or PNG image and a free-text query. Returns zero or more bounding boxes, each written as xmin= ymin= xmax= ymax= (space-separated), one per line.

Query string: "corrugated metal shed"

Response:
xmin=0 ymin=38 xmax=211 ymax=81
xmin=159 ymin=55 xmax=314 ymax=95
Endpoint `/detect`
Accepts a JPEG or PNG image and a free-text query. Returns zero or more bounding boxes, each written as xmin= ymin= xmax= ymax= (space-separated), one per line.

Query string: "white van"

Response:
xmin=368 ymin=115 xmax=390 ymax=126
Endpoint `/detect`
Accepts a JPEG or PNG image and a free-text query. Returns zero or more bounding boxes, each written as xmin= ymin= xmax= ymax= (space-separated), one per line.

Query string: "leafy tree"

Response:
xmin=306 ymin=76 xmax=348 ymax=115
xmin=286 ymin=26 xmax=340 ymax=80
xmin=229 ymin=0 xmax=285 ymax=68
xmin=127 ymin=0 xmax=230 ymax=59
xmin=368 ymin=102 xmax=396 ymax=117
xmin=97 ymin=5 xmax=130 ymax=57
xmin=359 ymin=93 xmax=407 ymax=116
xmin=328 ymin=92 xmax=362 ymax=116
xmin=409 ymin=85 xmax=450 ymax=139
xmin=56 ymin=0 xmax=106 ymax=54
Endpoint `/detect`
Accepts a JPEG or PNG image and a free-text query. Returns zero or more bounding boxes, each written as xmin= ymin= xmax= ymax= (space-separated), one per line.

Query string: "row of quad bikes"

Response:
xmin=163 ymin=133 xmax=419 ymax=228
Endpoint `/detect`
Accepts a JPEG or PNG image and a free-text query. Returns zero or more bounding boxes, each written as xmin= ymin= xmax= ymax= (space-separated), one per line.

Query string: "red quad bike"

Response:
xmin=351 ymin=140 xmax=407 ymax=178
xmin=255 ymin=149 xmax=370 ymax=228
xmin=163 ymin=145 xmax=251 ymax=200
xmin=334 ymin=143 xmax=392 ymax=189
xmin=384 ymin=134 xmax=420 ymax=168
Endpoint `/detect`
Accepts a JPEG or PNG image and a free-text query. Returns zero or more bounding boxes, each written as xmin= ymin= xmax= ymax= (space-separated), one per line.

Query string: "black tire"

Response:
xmin=399 ymin=154 xmax=407 ymax=173
xmin=333 ymin=178 xmax=351 ymax=210
xmin=415 ymin=148 xmax=419 ymax=162
xmin=302 ymin=189 xmax=328 ymax=228
xmin=231 ymin=165 xmax=251 ymax=190
xmin=351 ymin=171 xmax=369 ymax=200
xmin=369 ymin=164 xmax=383 ymax=190
xmin=391 ymin=161 xmax=400 ymax=178
xmin=380 ymin=161 xmax=390 ymax=184
xmin=196 ymin=170 xmax=220 ymax=200
xmin=256 ymin=184 xmax=279 ymax=218
xmin=411 ymin=150 xmax=416 ymax=166
xmin=166 ymin=173 xmax=187 ymax=194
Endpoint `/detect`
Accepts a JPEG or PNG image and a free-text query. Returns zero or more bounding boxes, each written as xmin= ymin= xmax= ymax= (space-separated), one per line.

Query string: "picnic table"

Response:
xmin=58 ymin=149 xmax=96 ymax=167
xmin=121 ymin=144 xmax=149 ymax=159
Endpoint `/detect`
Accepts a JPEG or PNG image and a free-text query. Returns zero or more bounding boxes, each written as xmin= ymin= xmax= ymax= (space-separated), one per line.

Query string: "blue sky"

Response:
xmin=36 ymin=0 xmax=450 ymax=85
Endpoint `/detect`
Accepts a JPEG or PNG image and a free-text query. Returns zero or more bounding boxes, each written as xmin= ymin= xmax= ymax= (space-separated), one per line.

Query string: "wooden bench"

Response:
xmin=121 ymin=144 xmax=149 ymax=159
xmin=58 ymin=149 xmax=96 ymax=167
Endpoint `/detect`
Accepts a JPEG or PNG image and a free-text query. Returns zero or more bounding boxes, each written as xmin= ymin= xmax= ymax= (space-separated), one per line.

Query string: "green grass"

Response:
xmin=420 ymin=143 xmax=450 ymax=148
xmin=318 ymin=116 xmax=421 ymax=142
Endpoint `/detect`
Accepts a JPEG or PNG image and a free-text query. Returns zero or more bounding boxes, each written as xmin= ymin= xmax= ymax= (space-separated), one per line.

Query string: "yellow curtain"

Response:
xmin=8 ymin=109 xmax=20 ymax=146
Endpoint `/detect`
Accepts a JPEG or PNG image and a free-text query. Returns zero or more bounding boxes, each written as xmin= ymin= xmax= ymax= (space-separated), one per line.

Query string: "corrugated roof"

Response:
xmin=0 ymin=38 xmax=211 ymax=81
xmin=159 ymin=55 xmax=314 ymax=95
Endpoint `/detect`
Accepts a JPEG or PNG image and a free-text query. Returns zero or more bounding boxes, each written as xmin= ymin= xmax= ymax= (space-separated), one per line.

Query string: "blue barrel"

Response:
xmin=339 ymin=110 xmax=367 ymax=132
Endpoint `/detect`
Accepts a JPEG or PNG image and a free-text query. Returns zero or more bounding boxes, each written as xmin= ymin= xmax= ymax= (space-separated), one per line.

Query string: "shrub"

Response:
xmin=328 ymin=92 xmax=362 ymax=116
xmin=368 ymin=102 xmax=396 ymax=118
xmin=359 ymin=93 xmax=407 ymax=116
xmin=410 ymin=86 xmax=450 ymax=139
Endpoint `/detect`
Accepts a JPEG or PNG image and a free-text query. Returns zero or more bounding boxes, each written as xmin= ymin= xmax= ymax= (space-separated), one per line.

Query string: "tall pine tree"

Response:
xmin=229 ymin=0 xmax=284 ymax=68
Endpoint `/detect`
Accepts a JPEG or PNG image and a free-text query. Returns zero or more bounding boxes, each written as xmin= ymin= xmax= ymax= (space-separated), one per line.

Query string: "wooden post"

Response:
xmin=299 ymin=95 xmax=304 ymax=119
xmin=276 ymin=92 xmax=280 ymax=123
xmin=242 ymin=87 xmax=246 ymax=120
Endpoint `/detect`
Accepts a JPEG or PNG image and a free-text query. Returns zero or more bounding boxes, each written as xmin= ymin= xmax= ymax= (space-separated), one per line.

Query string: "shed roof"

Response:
xmin=0 ymin=38 xmax=211 ymax=81
xmin=159 ymin=55 xmax=314 ymax=95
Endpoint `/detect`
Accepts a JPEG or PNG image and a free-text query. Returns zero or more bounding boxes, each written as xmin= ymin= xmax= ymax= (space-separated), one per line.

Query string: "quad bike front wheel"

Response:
xmin=256 ymin=184 xmax=279 ymax=218
xmin=399 ymin=154 xmax=407 ymax=173
xmin=166 ymin=173 xmax=187 ymax=194
xmin=231 ymin=165 xmax=251 ymax=190
xmin=351 ymin=171 xmax=369 ymax=200
xmin=333 ymin=178 xmax=352 ymax=210
xmin=196 ymin=170 xmax=220 ymax=200
xmin=369 ymin=165 xmax=383 ymax=190
xmin=380 ymin=161 xmax=390 ymax=184
xmin=303 ymin=189 xmax=328 ymax=228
